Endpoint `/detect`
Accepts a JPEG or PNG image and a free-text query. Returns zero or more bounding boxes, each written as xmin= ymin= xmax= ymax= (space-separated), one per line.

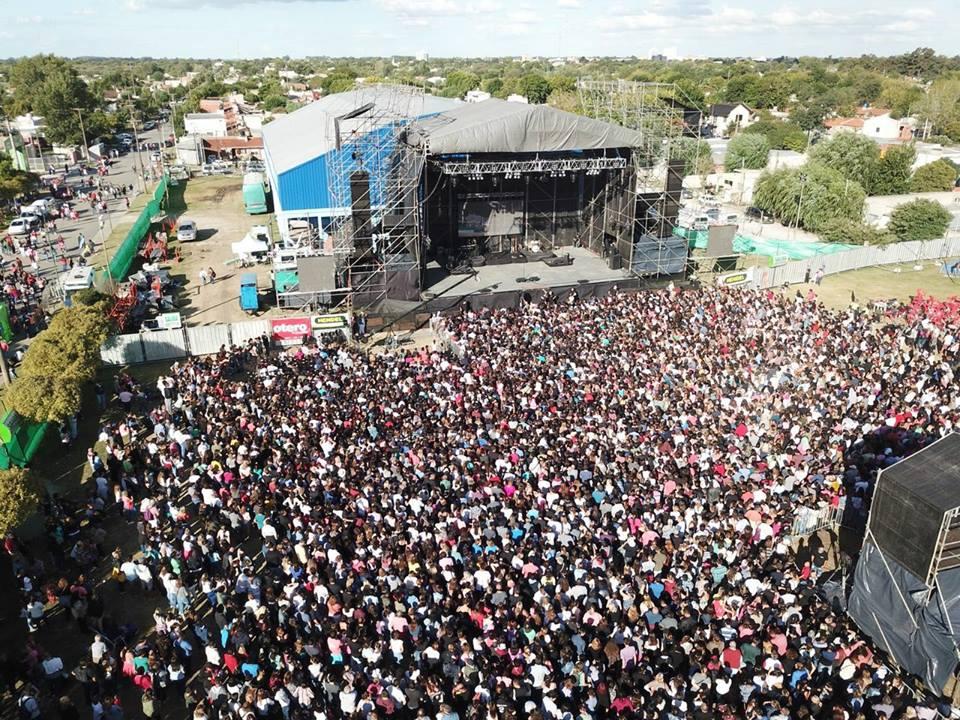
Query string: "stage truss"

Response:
xmin=577 ymin=79 xmax=701 ymax=276
xmin=438 ymin=156 xmax=628 ymax=177
xmin=325 ymin=84 xmax=427 ymax=309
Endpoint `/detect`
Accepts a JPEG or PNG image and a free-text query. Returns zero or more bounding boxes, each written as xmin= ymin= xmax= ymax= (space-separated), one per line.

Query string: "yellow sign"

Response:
xmin=311 ymin=314 xmax=348 ymax=330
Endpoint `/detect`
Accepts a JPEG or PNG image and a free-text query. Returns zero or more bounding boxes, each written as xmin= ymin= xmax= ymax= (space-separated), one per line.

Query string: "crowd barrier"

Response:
xmin=787 ymin=498 xmax=847 ymax=539
xmin=101 ymin=237 xmax=960 ymax=365
xmin=752 ymin=236 xmax=960 ymax=290
xmin=100 ymin=319 xmax=270 ymax=365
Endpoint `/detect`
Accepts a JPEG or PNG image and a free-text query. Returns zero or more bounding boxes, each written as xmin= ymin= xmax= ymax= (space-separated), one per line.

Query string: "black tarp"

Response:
xmin=848 ymin=539 xmax=960 ymax=692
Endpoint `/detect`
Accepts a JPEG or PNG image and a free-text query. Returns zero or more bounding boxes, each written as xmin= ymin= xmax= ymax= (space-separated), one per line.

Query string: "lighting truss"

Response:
xmin=437 ymin=156 xmax=628 ymax=177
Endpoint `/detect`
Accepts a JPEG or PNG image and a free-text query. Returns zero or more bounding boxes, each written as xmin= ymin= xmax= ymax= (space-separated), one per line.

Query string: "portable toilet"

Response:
xmin=239 ymin=273 xmax=259 ymax=313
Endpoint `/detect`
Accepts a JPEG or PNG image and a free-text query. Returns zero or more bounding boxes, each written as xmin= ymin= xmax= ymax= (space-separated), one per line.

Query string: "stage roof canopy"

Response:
xmin=263 ymin=88 xmax=459 ymax=175
xmin=405 ymin=99 xmax=645 ymax=155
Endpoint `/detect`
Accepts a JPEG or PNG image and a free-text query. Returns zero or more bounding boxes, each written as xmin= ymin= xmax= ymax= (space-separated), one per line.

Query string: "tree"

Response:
xmin=319 ymin=66 xmax=357 ymax=95
xmin=669 ymin=137 xmax=713 ymax=176
xmin=888 ymin=199 xmax=952 ymax=241
xmin=914 ymin=79 xmax=960 ymax=137
xmin=442 ymin=71 xmax=480 ymax=99
xmin=724 ymin=134 xmax=770 ymax=170
xmin=870 ymin=143 xmax=916 ymax=195
xmin=7 ymin=305 xmax=109 ymax=423
xmin=6 ymin=55 xmax=97 ymax=145
xmin=519 ymin=74 xmax=551 ymax=104
xmin=261 ymin=95 xmax=288 ymax=112
xmin=791 ymin=101 xmax=831 ymax=133
xmin=753 ymin=162 xmax=866 ymax=232
xmin=743 ymin=118 xmax=807 ymax=152
xmin=818 ymin=218 xmax=894 ymax=245
xmin=911 ymin=160 xmax=960 ymax=192
xmin=809 ymin=133 xmax=880 ymax=189
xmin=0 ymin=153 xmax=40 ymax=203
xmin=0 ymin=468 xmax=41 ymax=536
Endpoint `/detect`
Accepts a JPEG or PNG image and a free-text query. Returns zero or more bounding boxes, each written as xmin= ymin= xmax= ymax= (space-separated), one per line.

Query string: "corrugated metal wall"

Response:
xmin=185 ymin=325 xmax=231 ymax=356
xmin=278 ymin=155 xmax=332 ymax=211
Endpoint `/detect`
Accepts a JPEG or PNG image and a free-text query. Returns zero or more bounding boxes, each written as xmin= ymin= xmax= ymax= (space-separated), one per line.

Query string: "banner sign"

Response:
xmin=271 ymin=317 xmax=311 ymax=344
xmin=311 ymin=314 xmax=348 ymax=332
xmin=718 ymin=267 xmax=755 ymax=288
xmin=157 ymin=312 xmax=182 ymax=330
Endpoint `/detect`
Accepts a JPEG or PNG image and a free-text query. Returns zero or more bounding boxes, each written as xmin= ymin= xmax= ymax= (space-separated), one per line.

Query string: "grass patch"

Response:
xmin=810 ymin=262 xmax=960 ymax=308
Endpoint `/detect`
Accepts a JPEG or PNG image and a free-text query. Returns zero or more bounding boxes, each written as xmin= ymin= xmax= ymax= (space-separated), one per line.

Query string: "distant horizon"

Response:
xmin=1 ymin=0 xmax=956 ymax=60
xmin=4 ymin=52 xmax=959 ymax=63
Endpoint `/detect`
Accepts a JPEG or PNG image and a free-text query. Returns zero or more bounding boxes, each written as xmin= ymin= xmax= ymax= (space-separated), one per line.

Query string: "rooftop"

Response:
xmin=405 ymin=99 xmax=644 ymax=155
xmin=261 ymin=86 xmax=460 ymax=175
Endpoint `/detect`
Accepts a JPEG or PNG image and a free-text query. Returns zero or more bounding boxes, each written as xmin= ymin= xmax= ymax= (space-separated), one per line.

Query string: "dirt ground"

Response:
xmin=165 ymin=176 xmax=284 ymax=325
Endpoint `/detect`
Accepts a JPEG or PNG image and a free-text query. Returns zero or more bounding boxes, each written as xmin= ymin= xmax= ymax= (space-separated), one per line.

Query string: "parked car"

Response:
xmin=27 ymin=197 xmax=60 ymax=216
xmin=8 ymin=216 xmax=40 ymax=235
xmin=745 ymin=206 xmax=774 ymax=223
xmin=202 ymin=162 xmax=233 ymax=176
xmin=177 ymin=219 xmax=198 ymax=242
xmin=142 ymin=120 xmax=157 ymax=131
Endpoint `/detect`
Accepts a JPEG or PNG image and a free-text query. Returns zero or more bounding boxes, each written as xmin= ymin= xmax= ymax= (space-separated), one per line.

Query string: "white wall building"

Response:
xmin=465 ymin=89 xmax=492 ymax=103
xmin=183 ymin=112 xmax=228 ymax=138
xmin=707 ymin=103 xmax=755 ymax=137
xmin=862 ymin=113 xmax=915 ymax=141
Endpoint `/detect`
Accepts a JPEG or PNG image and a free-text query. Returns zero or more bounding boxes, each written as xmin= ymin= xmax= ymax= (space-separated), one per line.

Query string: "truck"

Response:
xmin=243 ymin=171 xmax=270 ymax=215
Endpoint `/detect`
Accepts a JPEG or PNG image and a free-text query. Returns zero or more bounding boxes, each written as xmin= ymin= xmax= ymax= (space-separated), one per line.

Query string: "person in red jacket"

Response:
xmin=722 ymin=641 xmax=743 ymax=672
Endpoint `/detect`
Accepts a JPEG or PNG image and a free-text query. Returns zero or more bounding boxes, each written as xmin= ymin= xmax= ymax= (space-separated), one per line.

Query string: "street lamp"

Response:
xmin=72 ymin=107 xmax=89 ymax=161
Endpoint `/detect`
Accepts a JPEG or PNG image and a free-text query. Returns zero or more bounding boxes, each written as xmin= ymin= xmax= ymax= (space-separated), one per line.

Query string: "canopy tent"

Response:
xmin=231 ymin=233 xmax=270 ymax=256
xmin=405 ymin=99 xmax=645 ymax=155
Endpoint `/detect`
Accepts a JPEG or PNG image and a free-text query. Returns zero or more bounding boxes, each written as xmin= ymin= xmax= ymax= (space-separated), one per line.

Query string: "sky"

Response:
xmin=0 ymin=0 xmax=957 ymax=60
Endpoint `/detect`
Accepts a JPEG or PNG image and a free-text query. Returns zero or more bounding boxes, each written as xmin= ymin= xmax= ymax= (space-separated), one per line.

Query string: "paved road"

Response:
xmin=24 ymin=126 xmax=168 ymax=293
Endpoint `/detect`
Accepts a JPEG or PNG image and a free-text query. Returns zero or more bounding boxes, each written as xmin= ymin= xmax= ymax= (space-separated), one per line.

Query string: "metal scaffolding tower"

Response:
xmin=325 ymin=84 xmax=427 ymax=309
xmin=576 ymin=79 xmax=700 ymax=276
xmin=576 ymin=80 xmax=691 ymax=171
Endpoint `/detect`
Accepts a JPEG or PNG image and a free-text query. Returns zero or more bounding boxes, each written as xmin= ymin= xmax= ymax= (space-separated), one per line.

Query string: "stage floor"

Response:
xmin=423 ymin=246 xmax=632 ymax=298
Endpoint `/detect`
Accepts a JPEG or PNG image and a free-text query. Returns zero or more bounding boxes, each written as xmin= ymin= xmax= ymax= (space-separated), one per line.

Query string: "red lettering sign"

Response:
xmin=271 ymin=317 xmax=311 ymax=341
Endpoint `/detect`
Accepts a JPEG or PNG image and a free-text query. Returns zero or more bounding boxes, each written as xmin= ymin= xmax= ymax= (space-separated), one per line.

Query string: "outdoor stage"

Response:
xmin=419 ymin=246 xmax=641 ymax=312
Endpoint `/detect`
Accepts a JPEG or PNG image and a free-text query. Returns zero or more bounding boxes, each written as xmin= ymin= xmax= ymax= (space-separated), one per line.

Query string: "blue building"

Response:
xmin=262 ymin=88 xmax=459 ymax=247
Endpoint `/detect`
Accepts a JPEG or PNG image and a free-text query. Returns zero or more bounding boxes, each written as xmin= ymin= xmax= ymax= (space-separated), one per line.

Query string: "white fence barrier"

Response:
xmin=100 ymin=319 xmax=270 ymax=365
xmin=754 ymin=236 xmax=960 ymax=290
xmin=788 ymin=498 xmax=847 ymax=539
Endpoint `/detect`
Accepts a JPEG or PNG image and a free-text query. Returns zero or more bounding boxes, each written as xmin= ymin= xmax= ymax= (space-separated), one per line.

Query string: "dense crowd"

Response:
xmin=10 ymin=286 xmax=960 ymax=720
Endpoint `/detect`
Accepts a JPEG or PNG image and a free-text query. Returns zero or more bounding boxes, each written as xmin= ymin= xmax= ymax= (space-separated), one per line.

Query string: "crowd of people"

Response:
xmin=8 ymin=286 xmax=960 ymax=720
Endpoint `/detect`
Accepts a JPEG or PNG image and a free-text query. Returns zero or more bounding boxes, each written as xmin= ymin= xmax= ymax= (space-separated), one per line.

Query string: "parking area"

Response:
xmin=164 ymin=175 xmax=282 ymax=325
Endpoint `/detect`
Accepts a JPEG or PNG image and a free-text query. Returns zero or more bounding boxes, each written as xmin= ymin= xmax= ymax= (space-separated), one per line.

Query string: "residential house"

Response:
xmin=862 ymin=113 xmax=914 ymax=141
xmin=706 ymin=103 xmax=755 ymax=136
xmin=184 ymin=112 xmax=228 ymax=137
xmin=198 ymin=98 xmax=242 ymax=135
xmin=13 ymin=113 xmax=45 ymax=141
xmin=824 ymin=108 xmax=915 ymax=141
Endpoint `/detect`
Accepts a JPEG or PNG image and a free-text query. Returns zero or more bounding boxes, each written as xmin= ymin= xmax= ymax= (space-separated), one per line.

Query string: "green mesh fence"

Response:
xmin=674 ymin=227 xmax=854 ymax=263
xmin=100 ymin=176 xmax=168 ymax=283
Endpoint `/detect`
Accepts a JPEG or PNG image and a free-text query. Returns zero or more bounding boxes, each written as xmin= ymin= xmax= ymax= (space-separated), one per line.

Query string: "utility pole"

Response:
xmin=73 ymin=107 xmax=89 ymax=161
xmin=129 ymin=104 xmax=147 ymax=193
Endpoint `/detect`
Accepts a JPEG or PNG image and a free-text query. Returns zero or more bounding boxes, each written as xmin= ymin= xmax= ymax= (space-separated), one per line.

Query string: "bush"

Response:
xmin=743 ymin=119 xmax=808 ymax=152
xmin=888 ymin=199 xmax=952 ymax=241
xmin=724 ymin=134 xmax=770 ymax=170
xmin=910 ymin=160 xmax=960 ymax=192
xmin=818 ymin=218 xmax=895 ymax=245
xmin=0 ymin=467 xmax=41 ymax=536
xmin=70 ymin=288 xmax=110 ymax=306
xmin=753 ymin=162 xmax=866 ymax=232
